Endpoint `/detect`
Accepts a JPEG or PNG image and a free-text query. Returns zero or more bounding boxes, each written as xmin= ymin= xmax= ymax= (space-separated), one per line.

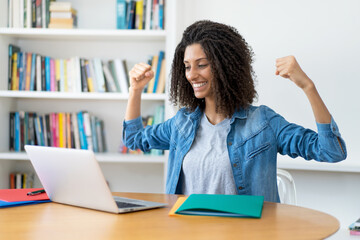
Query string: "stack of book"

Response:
xmin=8 ymin=44 xmax=166 ymax=94
xmin=116 ymin=0 xmax=165 ymax=30
xmin=48 ymin=1 xmax=77 ymax=29
xmin=9 ymin=111 xmax=107 ymax=153
xmin=9 ymin=172 xmax=34 ymax=189
xmin=349 ymin=218 xmax=360 ymax=235
xmin=7 ymin=0 xmax=62 ymax=28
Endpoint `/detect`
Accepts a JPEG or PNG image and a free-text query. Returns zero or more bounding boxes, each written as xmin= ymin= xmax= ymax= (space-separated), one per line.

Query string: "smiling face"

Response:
xmin=184 ymin=43 xmax=214 ymax=100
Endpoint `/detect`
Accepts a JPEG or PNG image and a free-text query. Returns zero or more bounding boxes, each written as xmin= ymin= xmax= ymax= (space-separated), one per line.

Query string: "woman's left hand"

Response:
xmin=275 ymin=56 xmax=314 ymax=91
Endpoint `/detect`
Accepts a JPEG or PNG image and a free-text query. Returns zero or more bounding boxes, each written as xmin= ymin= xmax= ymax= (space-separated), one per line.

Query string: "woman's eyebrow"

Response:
xmin=184 ymin=57 xmax=208 ymax=63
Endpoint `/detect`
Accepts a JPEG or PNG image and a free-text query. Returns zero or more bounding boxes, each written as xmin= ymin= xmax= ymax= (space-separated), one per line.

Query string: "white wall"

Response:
xmin=180 ymin=0 xmax=360 ymax=156
xmin=178 ymin=0 xmax=360 ymax=237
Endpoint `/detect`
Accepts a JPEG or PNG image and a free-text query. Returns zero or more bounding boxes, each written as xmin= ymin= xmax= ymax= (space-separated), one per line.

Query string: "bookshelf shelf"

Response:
xmin=0 ymin=28 xmax=166 ymax=41
xmin=0 ymin=91 xmax=167 ymax=100
xmin=0 ymin=152 xmax=166 ymax=163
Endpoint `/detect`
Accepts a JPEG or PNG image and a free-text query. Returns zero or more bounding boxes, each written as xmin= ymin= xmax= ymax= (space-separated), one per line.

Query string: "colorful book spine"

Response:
xmin=58 ymin=112 xmax=64 ymax=147
xmin=77 ymin=112 xmax=88 ymax=149
xmin=153 ymin=50 xmax=164 ymax=93
xmin=116 ymin=0 xmax=127 ymax=29
xmin=18 ymin=52 xmax=25 ymax=91
xmin=11 ymin=52 xmax=19 ymax=90
xmin=25 ymin=52 xmax=32 ymax=90
xmin=30 ymin=53 xmax=36 ymax=90
xmin=14 ymin=112 xmax=20 ymax=152
xmin=45 ymin=56 xmax=51 ymax=91
xmin=8 ymin=44 xmax=21 ymax=90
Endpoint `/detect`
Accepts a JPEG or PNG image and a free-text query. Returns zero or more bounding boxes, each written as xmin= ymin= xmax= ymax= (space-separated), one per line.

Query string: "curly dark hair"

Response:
xmin=169 ymin=20 xmax=257 ymax=117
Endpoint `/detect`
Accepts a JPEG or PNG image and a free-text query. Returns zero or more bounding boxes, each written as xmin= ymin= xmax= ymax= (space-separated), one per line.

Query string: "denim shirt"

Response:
xmin=123 ymin=105 xmax=347 ymax=202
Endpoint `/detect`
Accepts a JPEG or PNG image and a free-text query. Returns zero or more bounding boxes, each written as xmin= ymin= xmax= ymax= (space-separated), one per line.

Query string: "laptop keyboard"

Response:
xmin=115 ymin=201 xmax=145 ymax=209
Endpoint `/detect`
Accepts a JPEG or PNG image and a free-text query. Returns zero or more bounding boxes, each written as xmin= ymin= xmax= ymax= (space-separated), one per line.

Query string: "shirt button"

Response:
xmin=332 ymin=127 xmax=336 ymax=131
xmin=228 ymin=142 xmax=232 ymax=146
xmin=233 ymin=163 xmax=237 ymax=167
xmin=238 ymin=186 xmax=243 ymax=190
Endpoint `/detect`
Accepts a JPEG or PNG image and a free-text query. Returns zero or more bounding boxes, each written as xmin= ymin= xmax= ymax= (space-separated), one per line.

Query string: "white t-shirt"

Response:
xmin=181 ymin=113 xmax=237 ymax=195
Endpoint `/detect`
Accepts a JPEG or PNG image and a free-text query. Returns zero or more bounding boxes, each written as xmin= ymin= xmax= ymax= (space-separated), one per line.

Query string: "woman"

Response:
xmin=123 ymin=20 xmax=346 ymax=202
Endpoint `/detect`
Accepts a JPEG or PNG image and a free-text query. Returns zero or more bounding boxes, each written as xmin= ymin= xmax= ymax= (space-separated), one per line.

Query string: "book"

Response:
xmin=127 ymin=0 xmax=136 ymax=29
xmin=80 ymin=59 xmax=89 ymax=92
xmin=49 ymin=2 xmax=72 ymax=12
xmin=85 ymin=60 xmax=95 ymax=92
xmin=145 ymin=0 xmax=152 ymax=30
xmin=152 ymin=50 xmax=164 ymax=93
xmin=11 ymin=52 xmax=19 ymax=90
xmin=9 ymin=112 xmax=15 ymax=151
xmin=9 ymin=173 xmax=15 ymax=189
xmin=50 ymin=10 xmax=76 ymax=19
xmin=88 ymin=60 xmax=98 ymax=92
xmin=93 ymin=58 xmax=106 ymax=92
xmin=18 ymin=52 xmax=25 ymax=90
xmin=174 ymin=194 xmax=264 ymax=218
xmin=102 ymin=62 xmax=118 ymax=92
xmin=77 ymin=111 xmax=88 ymax=149
xmin=158 ymin=0 xmax=164 ymax=29
xmin=35 ymin=0 xmax=42 ymax=28
xmin=155 ymin=58 xmax=166 ymax=93
xmin=14 ymin=112 xmax=20 ymax=152
xmin=146 ymin=55 xmax=158 ymax=93
xmin=135 ymin=0 xmax=144 ymax=29
xmin=108 ymin=60 xmax=121 ymax=92
xmin=25 ymin=52 xmax=32 ymax=90
xmin=58 ymin=112 xmax=65 ymax=147
xmin=116 ymin=0 xmax=127 ymax=29
xmin=72 ymin=113 xmax=80 ymax=149
xmin=50 ymin=57 xmax=56 ymax=91
xmin=82 ymin=111 xmax=93 ymax=151
xmin=114 ymin=59 xmax=129 ymax=94
xmin=36 ymin=55 xmax=42 ymax=91
xmin=30 ymin=53 xmax=36 ymax=90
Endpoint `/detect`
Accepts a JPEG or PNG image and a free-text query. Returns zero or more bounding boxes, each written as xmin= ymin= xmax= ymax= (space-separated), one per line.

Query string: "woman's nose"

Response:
xmin=186 ymin=68 xmax=198 ymax=80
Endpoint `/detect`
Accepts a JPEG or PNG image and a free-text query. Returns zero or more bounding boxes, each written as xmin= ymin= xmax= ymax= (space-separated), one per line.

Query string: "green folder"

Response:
xmin=175 ymin=194 xmax=264 ymax=218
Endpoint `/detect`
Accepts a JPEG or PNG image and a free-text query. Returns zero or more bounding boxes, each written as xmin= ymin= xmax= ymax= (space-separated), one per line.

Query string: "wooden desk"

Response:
xmin=0 ymin=192 xmax=338 ymax=240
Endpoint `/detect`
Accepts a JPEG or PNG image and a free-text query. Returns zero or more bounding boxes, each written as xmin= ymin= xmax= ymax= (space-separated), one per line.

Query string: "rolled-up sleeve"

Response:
xmin=265 ymin=106 xmax=347 ymax=163
xmin=122 ymin=116 xmax=172 ymax=152
xmin=315 ymin=116 xmax=347 ymax=161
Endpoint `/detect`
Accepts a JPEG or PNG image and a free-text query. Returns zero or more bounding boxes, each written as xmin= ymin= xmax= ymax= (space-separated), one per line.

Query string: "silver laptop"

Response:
xmin=24 ymin=145 xmax=167 ymax=213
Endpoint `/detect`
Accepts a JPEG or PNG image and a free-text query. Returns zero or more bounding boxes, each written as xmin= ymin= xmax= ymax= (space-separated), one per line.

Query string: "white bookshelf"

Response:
xmin=0 ymin=90 xmax=167 ymax=100
xmin=0 ymin=0 xmax=181 ymax=193
xmin=0 ymin=28 xmax=167 ymax=41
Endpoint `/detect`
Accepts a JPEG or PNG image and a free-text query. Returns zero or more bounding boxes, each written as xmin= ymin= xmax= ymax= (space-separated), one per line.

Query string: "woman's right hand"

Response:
xmin=129 ymin=62 xmax=154 ymax=92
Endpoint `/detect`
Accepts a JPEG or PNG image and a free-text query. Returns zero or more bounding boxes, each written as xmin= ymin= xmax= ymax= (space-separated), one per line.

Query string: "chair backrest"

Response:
xmin=277 ymin=169 xmax=297 ymax=205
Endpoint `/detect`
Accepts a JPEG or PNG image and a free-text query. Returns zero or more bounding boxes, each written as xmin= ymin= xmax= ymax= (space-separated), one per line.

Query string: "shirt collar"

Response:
xmin=230 ymin=107 xmax=248 ymax=123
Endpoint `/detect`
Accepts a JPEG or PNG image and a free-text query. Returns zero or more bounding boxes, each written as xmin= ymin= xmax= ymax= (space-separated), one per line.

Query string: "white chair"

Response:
xmin=277 ymin=169 xmax=297 ymax=205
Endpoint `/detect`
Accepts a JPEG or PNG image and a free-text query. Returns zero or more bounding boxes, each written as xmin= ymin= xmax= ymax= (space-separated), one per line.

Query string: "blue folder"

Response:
xmin=0 ymin=200 xmax=51 ymax=208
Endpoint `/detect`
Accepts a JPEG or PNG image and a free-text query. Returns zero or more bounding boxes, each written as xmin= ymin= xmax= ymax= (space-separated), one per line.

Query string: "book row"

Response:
xmin=9 ymin=111 xmax=107 ymax=153
xmin=8 ymin=0 xmax=69 ymax=29
xmin=9 ymin=172 xmax=35 ymax=189
xmin=117 ymin=0 xmax=165 ymax=30
xmin=8 ymin=0 xmax=164 ymax=30
xmin=8 ymin=44 xmax=166 ymax=94
xmin=119 ymin=105 xmax=164 ymax=155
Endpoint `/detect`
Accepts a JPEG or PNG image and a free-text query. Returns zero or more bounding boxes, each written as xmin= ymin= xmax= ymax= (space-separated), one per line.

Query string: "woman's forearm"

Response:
xmin=303 ymin=83 xmax=331 ymax=124
xmin=125 ymin=88 xmax=143 ymax=121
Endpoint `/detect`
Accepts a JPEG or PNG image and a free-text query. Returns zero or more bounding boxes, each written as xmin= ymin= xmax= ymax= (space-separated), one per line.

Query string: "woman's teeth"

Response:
xmin=193 ymin=82 xmax=207 ymax=88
